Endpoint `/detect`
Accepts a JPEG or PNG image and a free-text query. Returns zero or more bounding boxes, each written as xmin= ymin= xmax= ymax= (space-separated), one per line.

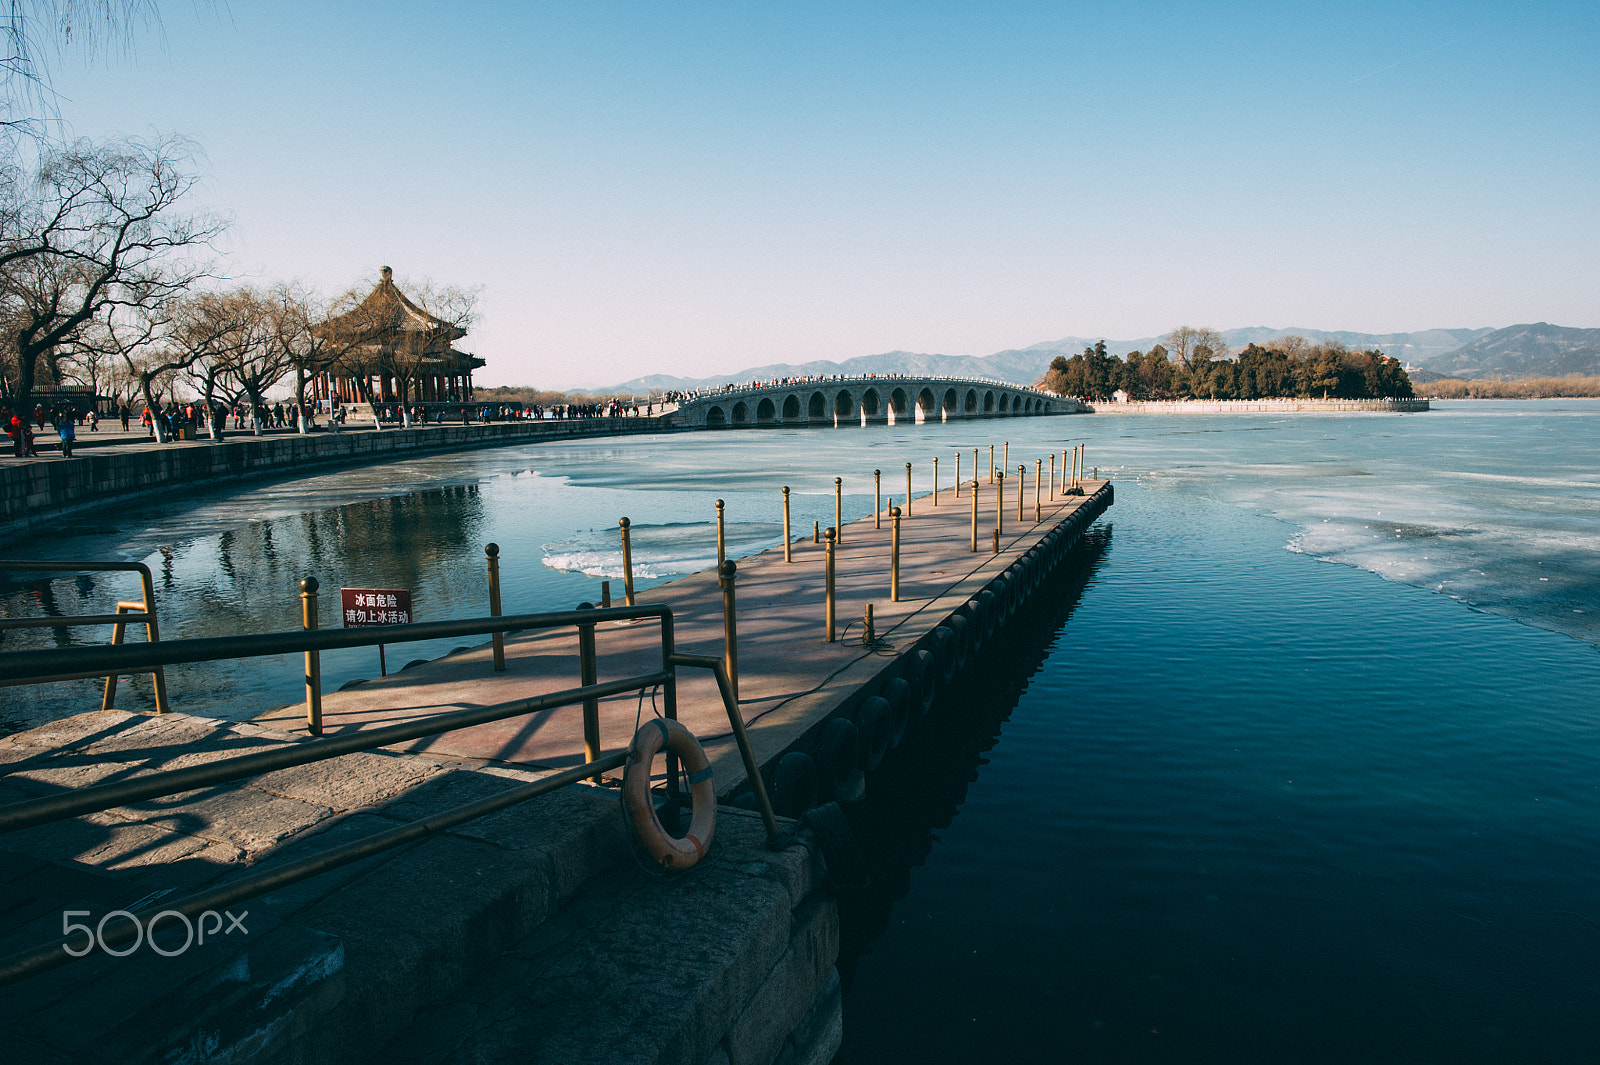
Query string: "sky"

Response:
xmin=37 ymin=0 xmax=1600 ymax=389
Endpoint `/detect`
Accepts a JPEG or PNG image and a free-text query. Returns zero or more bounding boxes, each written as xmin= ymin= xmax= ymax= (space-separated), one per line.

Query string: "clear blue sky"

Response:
xmin=45 ymin=1 xmax=1600 ymax=388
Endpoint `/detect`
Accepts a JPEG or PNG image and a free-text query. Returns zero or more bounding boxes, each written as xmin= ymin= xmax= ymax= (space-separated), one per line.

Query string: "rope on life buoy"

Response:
xmin=622 ymin=718 xmax=716 ymax=871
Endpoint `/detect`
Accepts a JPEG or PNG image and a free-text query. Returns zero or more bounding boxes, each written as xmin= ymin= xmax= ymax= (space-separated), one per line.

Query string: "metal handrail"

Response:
xmin=0 ymin=559 xmax=170 ymax=712
xmin=0 ymin=597 xmax=787 ymax=987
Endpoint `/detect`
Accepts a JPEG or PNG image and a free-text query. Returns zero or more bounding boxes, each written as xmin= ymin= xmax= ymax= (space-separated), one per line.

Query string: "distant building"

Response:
xmin=310 ymin=267 xmax=484 ymax=405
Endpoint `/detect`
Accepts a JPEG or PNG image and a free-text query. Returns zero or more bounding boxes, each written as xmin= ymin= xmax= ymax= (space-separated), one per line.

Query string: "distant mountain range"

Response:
xmin=583 ymin=323 xmax=1599 ymax=393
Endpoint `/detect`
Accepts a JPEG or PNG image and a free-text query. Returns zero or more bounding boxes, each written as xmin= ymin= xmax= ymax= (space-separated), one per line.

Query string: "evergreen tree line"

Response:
xmin=1041 ymin=330 xmax=1416 ymax=402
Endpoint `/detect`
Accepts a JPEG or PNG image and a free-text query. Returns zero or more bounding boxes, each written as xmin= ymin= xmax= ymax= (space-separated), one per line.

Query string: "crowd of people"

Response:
xmin=3 ymin=392 xmax=678 ymax=458
xmin=4 ymin=402 xmax=101 ymax=457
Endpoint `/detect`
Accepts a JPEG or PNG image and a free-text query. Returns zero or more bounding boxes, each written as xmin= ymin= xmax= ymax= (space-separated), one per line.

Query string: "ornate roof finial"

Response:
xmin=380 ymin=266 xmax=393 ymax=282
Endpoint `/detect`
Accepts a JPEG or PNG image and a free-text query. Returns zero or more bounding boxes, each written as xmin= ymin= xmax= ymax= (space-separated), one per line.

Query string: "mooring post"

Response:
xmin=996 ymin=470 xmax=1005 ymax=537
xmin=1064 ymin=448 xmax=1071 ymax=489
xmin=301 ymin=577 xmax=322 ymax=737
xmin=601 ymin=580 xmax=611 ymax=607
xmin=1018 ymin=464 xmax=1026 ymax=522
xmin=955 ymin=451 xmax=962 ymax=498
xmin=1005 ymin=441 xmax=1010 ymax=474
xmin=577 ymin=602 xmax=601 ymax=780
xmin=1049 ymin=452 xmax=1056 ymax=499
xmin=864 ymin=602 xmax=874 ymax=646
xmin=619 ymin=517 xmax=636 ymax=606
xmin=992 ymin=528 xmax=1000 ymax=554
xmin=970 ymin=479 xmax=980 ymax=551
xmin=890 ymin=505 xmax=902 ymax=602
xmin=486 ymin=542 xmax=505 ymax=671
xmin=905 ymin=463 xmax=913 ymax=517
xmin=1035 ymin=458 xmax=1043 ymax=522
xmin=874 ymin=469 xmax=881 ymax=528
xmin=782 ymin=486 xmax=793 ymax=562
xmin=720 ymin=560 xmax=739 ymax=702
xmin=814 ymin=520 xmax=820 ymax=544
xmin=989 ymin=444 xmax=995 ymax=483
xmin=933 ymin=456 xmax=939 ymax=505
xmin=1094 ymin=466 xmax=1098 ymax=480
xmin=835 ymin=477 xmax=843 ymax=543
xmin=824 ymin=527 xmax=837 ymax=643
xmin=715 ymin=499 xmax=726 ymax=569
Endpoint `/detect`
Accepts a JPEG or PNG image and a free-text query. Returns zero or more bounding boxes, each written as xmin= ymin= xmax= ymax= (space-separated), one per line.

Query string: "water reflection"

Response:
xmin=834 ymin=525 xmax=1112 ymax=999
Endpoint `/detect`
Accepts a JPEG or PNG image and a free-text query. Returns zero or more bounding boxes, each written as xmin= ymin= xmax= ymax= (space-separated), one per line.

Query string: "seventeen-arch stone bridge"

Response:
xmin=671 ymin=375 xmax=1085 ymax=428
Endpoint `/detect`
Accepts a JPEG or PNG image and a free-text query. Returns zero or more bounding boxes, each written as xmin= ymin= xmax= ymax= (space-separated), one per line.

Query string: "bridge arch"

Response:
xmin=916 ymin=387 xmax=936 ymax=420
xmin=862 ymin=389 xmax=881 ymax=417
xmin=889 ymin=387 xmax=908 ymax=416
xmin=965 ymin=389 xmax=978 ymax=413
xmin=943 ymin=388 xmax=958 ymax=415
xmin=706 ymin=405 xmax=726 ymax=426
xmin=732 ymin=401 xmax=749 ymax=424
xmin=983 ymin=390 xmax=995 ymax=412
xmin=783 ymin=394 xmax=801 ymax=420
xmin=808 ymin=391 xmax=827 ymax=419
xmin=757 ymin=397 xmax=776 ymax=423
xmin=834 ymin=390 xmax=854 ymax=418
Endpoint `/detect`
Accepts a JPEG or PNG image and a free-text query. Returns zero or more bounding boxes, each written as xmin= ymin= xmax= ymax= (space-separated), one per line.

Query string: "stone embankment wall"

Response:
xmin=1089 ymin=397 xmax=1429 ymax=413
xmin=0 ymin=418 xmax=678 ymax=546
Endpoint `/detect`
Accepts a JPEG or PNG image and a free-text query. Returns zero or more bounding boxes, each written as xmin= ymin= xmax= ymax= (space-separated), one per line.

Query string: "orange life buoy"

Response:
xmin=623 ymin=718 xmax=716 ymax=870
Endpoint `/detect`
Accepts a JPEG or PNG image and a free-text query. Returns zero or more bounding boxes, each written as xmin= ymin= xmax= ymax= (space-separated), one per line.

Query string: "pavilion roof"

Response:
xmin=315 ymin=267 xmax=468 ymax=345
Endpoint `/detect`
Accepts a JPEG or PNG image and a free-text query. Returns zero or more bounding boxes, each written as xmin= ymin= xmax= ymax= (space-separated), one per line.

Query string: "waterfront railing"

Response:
xmin=0 ymin=598 xmax=782 ymax=987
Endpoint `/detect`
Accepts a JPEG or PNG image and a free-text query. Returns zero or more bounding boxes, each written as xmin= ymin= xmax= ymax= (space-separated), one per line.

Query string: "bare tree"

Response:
xmin=1164 ymin=325 xmax=1230 ymax=370
xmin=0 ymin=135 xmax=220 ymax=422
xmin=3 ymin=1 xmax=160 ymax=132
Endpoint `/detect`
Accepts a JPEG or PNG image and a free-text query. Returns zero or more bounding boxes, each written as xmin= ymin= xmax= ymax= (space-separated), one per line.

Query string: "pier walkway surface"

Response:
xmin=0 ymin=475 xmax=1111 ymax=1065
xmin=254 ymin=477 xmax=1113 ymax=798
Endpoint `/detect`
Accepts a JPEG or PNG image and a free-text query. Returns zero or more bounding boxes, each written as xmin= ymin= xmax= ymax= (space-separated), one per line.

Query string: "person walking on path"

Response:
xmin=57 ymin=419 xmax=75 ymax=458
xmin=119 ymin=405 xmax=131 ymax=432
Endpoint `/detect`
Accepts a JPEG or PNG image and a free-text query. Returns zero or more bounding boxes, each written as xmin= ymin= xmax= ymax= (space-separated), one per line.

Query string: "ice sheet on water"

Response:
xmin=541 ymin=520 xmax=784 ymax=579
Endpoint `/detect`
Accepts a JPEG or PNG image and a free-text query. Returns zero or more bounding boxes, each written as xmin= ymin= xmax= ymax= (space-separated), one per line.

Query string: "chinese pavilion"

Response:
xmin=310 ymin=267 xmax=484 ymax=405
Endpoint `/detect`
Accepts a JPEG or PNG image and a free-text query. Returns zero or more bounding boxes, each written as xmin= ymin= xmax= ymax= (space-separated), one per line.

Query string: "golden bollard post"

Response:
xmin=904 ymin=463 xmax=912 ymax=517
xmin=992 ymin=528 xmax=1000 ymax=554
xmin=715 ymin=498 xmax=726 ymax=569
xmin=486 ymin=542 xmax=505 ymax=671
xmin=955 ymin=451 xmax=962 ymax=499
xmin=863 ymin=602 xmax=874 ymax=646
xmin=300 ymin=577 xmax=322 ymax=736
xmin=618 ymin=517 xmax=636 ymax=606
xmin=1063 ymin=447 xmax=1071 ymax=488
xmin=932 ymin=456 xmax=939 ymax=505
xmin=813 ymin=520 xmax=820 ymax=544
xmin=782 ymin=486 xmax=793 ymax=562
xmin=970 ymin=479 xmax=979 ymax=552
xmin=874 ymin=469 xmax=881 ymax=529
xmin=996 ymin=470 xmax=1005 ymax=537
xmin=1004 ymin=441 xmax=1009 ymax=474
xmin=890 ymin=505 xmax=902 ymax=602
xmin=576 ymin=601 xmax=601 ymax=780
xmin=1094 ymin=466 xmax=1098 ymax=480
xmin=823 ymin=527 xmax=837 ymax=643
xmin=1018 ymin=464 xmax=1026 ymax=522
xmin=834 ymin=477 xmax=843 ymax=543
xmin=1034 ymin=459 xmax=1042 ymax=522
xmin=973 ymin=447 xmax=979 ymax=489
xmin=719 ymin=560 xmax=739 ymax=702
xmin=989 ymin=443 xmax=995 ymax=483
xmin=1049 ymin=452 xmax=1056 ymax=500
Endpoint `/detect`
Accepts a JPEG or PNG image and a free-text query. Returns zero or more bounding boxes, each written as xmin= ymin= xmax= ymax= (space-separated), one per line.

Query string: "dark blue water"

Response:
xmin=837 ymin=483 xmax=1600 ymax=1064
